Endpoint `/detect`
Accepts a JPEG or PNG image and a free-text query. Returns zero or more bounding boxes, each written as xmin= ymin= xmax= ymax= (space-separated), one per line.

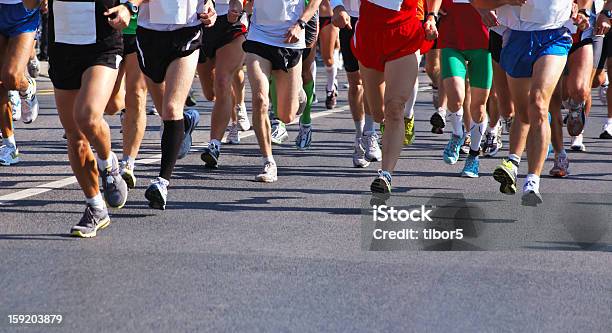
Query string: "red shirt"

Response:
xmin=438 ymin=0 xmax=489 ymax=50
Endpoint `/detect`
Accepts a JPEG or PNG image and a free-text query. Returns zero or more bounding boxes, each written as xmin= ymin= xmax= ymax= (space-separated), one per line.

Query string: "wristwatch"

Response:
xmin=122 ymin=1 xmax=138 ymax=15
xmin=426 ymin=12 xmax=439 ymax=23
xmin=297 ymin=19 xmax=306 ymax=30
xmin=602 ymin=9 xmax=612 ymax=19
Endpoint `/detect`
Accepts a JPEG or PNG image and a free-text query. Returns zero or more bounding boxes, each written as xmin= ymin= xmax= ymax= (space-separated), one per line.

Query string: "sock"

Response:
xmin=524 ymin=174 xmax=540 ymax=192
xmin=86 ymin=193 xmax=106 ymax=210
xmin=364 ymin=113 xmax=376 ymax=134
xmin=404 ymin=77 xmax=419 ymax=119
xmin=311 ymin=61 xmax=317 ymax=93
xmin=448 ymin=108 xmax=464 ymax=137
xmin=2 ymin=135 xmax=16 ymax=147
xmin=210 ymin=139 xmax=221 ymax=149
xmin=325 ymin=65 xmax=337 ymax=92
xmin=486 ymin=125 xmax=498 ymax=136
xmin=355 ymin=119 xmax=365 ymax=138
xmin=469 ymin=120 xmax=486 ymax=152
xmin=300 ymin=80 xmax=315 ymax=125
xmin=269 ymin=77 xmax=278 ymax=118
xmin=263 ymin=155 xmax=276 ymax=165
xmin=96 ymin=152 xmax=114 ymax=171
xmin=508 ymin=153 xmax=521 ymax=167
xmin=437 ymin=107 xmax=447 ymax=117
xmin=122 ymin=155 xmax=136 ymax=170
xmin=159 ymin=119 xmax=185 ymax=181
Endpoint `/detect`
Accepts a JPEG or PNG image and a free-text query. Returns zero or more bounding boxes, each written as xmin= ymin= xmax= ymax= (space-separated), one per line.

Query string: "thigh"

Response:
xmin=507 ymin=76 xmax=531 ymax=122
xmin=567 ymin=45 xmax=593 ymax=90
xmin=76 ymin=65 xmax=120 ymax=118
xmin=383 ymin=53 xmax=418 ymax=105
xmin=359 ymin=62 xmax=385 ymax=116
xmin=466 ymin=49 xmax=493 ymax=90
xmin=531 ymin=55 xmax=568 ymax=103
xmin=245 ymin=53 xmax=272 ymax=106
xmin=273 ymin=59 xmax=302 ymax=116
xmin=2 ymin=32 xmax=35 ymax=78
xmin=125 ymin=53 xmax=147 ymax=94
xmin=162 ymin=51 xmax=200 ymax=119
xmin=54 ymin=89 xmax=81 ymax=135
xmin=215 ymin=36 xmax=246 ymax=76
xmin=319 ymin=23 xmax=338 ymax=60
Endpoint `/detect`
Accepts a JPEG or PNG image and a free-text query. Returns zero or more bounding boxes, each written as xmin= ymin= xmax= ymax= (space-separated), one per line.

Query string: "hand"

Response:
xmin=227 ymin=0 xmax=243 ymax=23
xmin=284 ymin=23 xmax=302 ymax=44
xmin=199 ymin=2 xmax=217 ymax=28
xmin=596 ymin=13 xmax=611 ymax=36
xmin=424 ymin=16 xmax=438 ymax=41
xmin=332 ymin=6 xmax=351 ymax=29
xmin=104 ymin=5 xmax=131 ymax=30
xmin=40 ymin=0 xmax=48 ymax=14
xmin=479 ymin=10 xmax=499 ymax=28
xmin=574 ymin=12 xmax=591 ymax=31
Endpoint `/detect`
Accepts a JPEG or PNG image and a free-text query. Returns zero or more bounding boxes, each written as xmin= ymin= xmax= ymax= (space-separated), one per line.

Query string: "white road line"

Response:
xmin=0 ymin=107 xmax=348 ymax=205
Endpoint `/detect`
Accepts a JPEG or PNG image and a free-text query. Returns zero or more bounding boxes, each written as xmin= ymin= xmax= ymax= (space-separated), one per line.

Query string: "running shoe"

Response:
xmin=353 ymin=137 xmax=370 ymax=168
xmin=27 ymin=57 xmax=40 ymax=78
xmin=404 ymin=117 xmax=415 ymax=145
xmin=147 ymin=106 xmax=158 ymax=115
xmin=295 ymin=123 xmax=312 ymax=150
xmin=461 ymin=155 xmax=480 ymax=178
xmin=8 ymin=91 xmax=21 ymax=121
xmin=325 ymin=84 xmax=338 ymax=110
xmin=493 ymin=159 xmax=518 ymax=195
xmin=185 ymin=89 xmax=197 ymax=107
xmin=237 ymin=104 xmax=250 ymax=131
xmin=99 ymin=154 xmax=128 ymax=209
xmin=363 ymin=132 xmax=382 ymax=162
xmin=313 ymin=93 xmax=319 ymax=104
xmin=145 ymin=177 xmax=169 ymax=210
xmin=271 ymin=120 xmax=288 ymax=144
xmin=460 ymin=135 xmax=471 ymax=155
xmin=496 ymin=125 xmax=503 ymax=150
xmin=600 ymin=122 xmax=612 ymax=139
xmin=201 ymin=142 xmax=220 ymax=168
xmin=521 ymin=180 xmax=543 ymax=207
xmin=503 ymin=117 xmax=514 ymax=134
xmin=70 ymin=205 xmax=111 ymax=238
xmin=178 ymin=109 xmax=200 ymax=159
xmin=119 ymin=160 xmax=137 ymax=189
xmin=255 ymin=162 xmax=277 ymax=183
xmin=570 ymin=134 xmax=586 ymax=152
xmin=227 ymin=122 xmax=240 ymax=145
xmin=20 ymin=77 xmax=39 ymax=124
xmin=370 ymin=169 xmax=392 ymax=194
xmin=549 ymin=154 xmax=569 ymax=178
xmin=482 ymin=131 xmax=501 ymax=157
xmin=443 ymin=134 xmax=464 ymax=165
xmin=599 ymin=83 xmax=608 ymax=106
xmin=566 ymin=101 xmax=586 ymax=137
xmin=0 ymin=145 xmax=20 ymax=166
xmin=430 ymin=108 xmax=446 ymax=134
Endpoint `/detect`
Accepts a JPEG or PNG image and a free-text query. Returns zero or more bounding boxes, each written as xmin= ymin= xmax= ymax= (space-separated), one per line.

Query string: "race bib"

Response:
xmin=53 ymin=1 xmax=96 ymax=45
xmin=519 ymin=0 xmax=571 ymax=26
xmin=369 ymin=0 xmax=402 ymax=11
xmin=149 ymin=0 xmax=189 ymax=25
xmin=255 ymin=0 xmax=297 ymax=25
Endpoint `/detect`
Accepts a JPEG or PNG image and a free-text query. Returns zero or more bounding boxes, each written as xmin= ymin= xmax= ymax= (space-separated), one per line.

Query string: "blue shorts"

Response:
xmin=500 ymin=28 xmax=572 ymax=78
xmin=0 ymin=3 xmax=40 ymax=38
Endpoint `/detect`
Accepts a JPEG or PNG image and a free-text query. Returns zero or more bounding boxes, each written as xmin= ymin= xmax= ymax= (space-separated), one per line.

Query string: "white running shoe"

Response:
xmin=363 ymin=132 xmax=382 ymax=162
xmin=570 ymin=134 xmax=586 ymax=152
xmin=599 ymin=83 xmax=608 ymax=106
xmin=28 ymin=57 xmax=40 ymax=78
xmin=236 ymin=104 xmax=250 ymax=131
xmin=270 ymin=120 xmax=288 ymax=144
xmin=295 ymin=123 xmax=312 ymax=150
xmin=8 ymin=91 xmax=21 ymax=121
xmin=0 ymin=144 xmax=20 ymax=166
xmin=20 ymin=77 xmax=39 ymax=124
xmin=255 ymin=162 xmax=277 ymax=183
xmin=227 ymin=122 xmax=240 ymax=145
xmin=353 ymin=137 xmax=370 ymax=168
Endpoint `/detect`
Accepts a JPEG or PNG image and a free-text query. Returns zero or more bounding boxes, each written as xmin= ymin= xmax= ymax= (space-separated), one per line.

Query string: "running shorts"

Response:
xmin=49 ymin=50 xmax=123 ymax=90
xmin=319 ymin=16 xmax=332 ymax=30
xmin=198 ymin=14 xmax=247 ymax=63
xmin=488 ymin=30 xmax=503 ymax=64
xmin=305 ymin=11 xmax=319 ymax=48
xmin=123 ymin=34 xmax=137 ymax=57
xmin=0 ymin=3 xmax=40 ymax=38
xmin=339 ymin=17 xmax=359 ymax=73
xmin=592 ymin=35 xmax=605 ymax=70
xmin=500 ymin=28 xmax=572 ymax=79
xmin=136 ymin=25 xmax=202 ymax=84
xmin=441 ymin=48 xmax=492 ymax=89
xmin=243 ymin=40 xmax=302 ymax=72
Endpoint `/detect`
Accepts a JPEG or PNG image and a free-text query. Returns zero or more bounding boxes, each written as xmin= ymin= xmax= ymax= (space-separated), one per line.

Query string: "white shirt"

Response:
xmin=497 ymin=1 xmax=572 ymax=31
xmin=247 ymin=0 xmax=306 ymax=49
xmin=138 ymin=0 xmax=206 ymax=31
xmin=0 ymin=0 xmax=23 ymax=4
xmin=216 ymin=0 xmax=230 ymax=16
xmin=330 ymin=0 xmax=360 ymax=18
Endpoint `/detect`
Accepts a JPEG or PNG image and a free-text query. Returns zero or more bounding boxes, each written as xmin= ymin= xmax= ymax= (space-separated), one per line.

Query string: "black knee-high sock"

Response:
xmin=159 ymin=119 xmax=184 ymax=181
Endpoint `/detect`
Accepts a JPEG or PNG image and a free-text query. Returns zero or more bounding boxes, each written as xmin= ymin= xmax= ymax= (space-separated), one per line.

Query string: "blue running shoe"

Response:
xmin=201 ymin=142 xmax=220 ymax=168
xmin=461 ymin=155 xmax=480 ymax=178
xmin=178 ymin=109 xmax=200 ymax=159
xmin=443 ymin=134 xmax=464 ymax=165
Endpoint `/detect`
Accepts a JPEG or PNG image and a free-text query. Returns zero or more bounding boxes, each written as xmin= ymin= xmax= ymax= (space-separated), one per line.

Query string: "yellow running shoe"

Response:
xmin=404 ymin=117 xmax=415 ymax=145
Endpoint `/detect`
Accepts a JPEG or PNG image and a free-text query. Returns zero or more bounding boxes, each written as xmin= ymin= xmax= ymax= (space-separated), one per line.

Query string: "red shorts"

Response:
xmin=351 ymin=2 xmax=433 ymax=72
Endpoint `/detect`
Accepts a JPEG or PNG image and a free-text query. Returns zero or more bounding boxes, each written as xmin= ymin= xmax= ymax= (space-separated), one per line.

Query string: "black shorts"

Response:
xmin=319 ymin=16 xmax=332 ymax=30
xmin=339 ymin=17 xmax=359 ymax=73
xmin=489 ymin=30 xmax=503 ymax=63
xmin=123 ymin=34 xmax=137 ymax=56
xmin=569 ymin=37 xmax=593 ymax=55
xmin=49 ymin=49 xmax=122 ymax=90
xmin=136 ymin=25 xmax=202 ymax=83
xmin=243 ymin=40 xmax=302 ymax=72
xmin=305 ymin=11 xmax=319 ymax=47
xmin=198 ymin=14 xmax=247 ymax=63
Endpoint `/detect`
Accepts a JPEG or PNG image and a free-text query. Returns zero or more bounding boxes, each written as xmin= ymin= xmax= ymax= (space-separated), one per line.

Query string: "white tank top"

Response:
xmin=138 ymin=0 xmax=205 ymax=31
xmin=497 ymin=0 xmax=572 ymax=31
xmin=247 ymin=0 xmax=306 ymax=49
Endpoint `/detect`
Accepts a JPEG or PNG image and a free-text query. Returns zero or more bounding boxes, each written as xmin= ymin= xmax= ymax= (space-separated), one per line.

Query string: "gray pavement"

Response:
xmin=1 ymin=65 xmax=611 ymax=332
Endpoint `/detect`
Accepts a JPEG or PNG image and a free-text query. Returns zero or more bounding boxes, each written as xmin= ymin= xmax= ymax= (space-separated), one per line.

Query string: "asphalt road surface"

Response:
xmin=1 ymin=64 xmax=611 ymax=332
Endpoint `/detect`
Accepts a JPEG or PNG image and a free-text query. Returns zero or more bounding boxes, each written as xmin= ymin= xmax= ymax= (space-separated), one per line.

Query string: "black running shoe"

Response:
xmin=201 ymin=142 xmax=220 ymax=168
xmin=99 ymin=154 xmax=129 ymax=209
xmin=185 ymin=89 xmax=197 ymax=107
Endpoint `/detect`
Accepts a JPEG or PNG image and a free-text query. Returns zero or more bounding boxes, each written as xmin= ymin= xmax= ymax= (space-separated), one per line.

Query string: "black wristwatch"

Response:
xmin=602 ymin=9 xmax=612 ymax=19
xmin=122 ymin=1 xmax=138 ymax=15
xmin=297 ymin=19 xmax=306 ymax=30
xmin=426 ymin=12 xmax=439 ymax=23
xmin=578 ymin=9 xmax=590 ymax=18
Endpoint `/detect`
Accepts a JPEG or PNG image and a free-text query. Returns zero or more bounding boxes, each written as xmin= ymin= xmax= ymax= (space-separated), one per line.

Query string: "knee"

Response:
xmin=571 ymin=87 xmax=590 ymax=102
xmin=277 ymin=113 xmax=295 ymax=124
xmin=384 ymin=97 xmax=407 ymax=122
xmin=214 ymin=72 xmax=233 ymax=92
xmin=1 ymin=70 xmax=21 ymax=91
xmin=75 ymin=110 xmax=102 ymax=132
xmin=65 ymin=129 xmax=87 ymax=147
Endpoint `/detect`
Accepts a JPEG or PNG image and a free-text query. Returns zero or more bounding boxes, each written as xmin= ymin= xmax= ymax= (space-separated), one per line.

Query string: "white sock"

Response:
xmin=404 ymin=77 xmax=419 ymax=119
xmin=355 ymin=119 xmax=365 ymax=137
xmin=325 ymin=65 xmax=337 ymax=92
xmin=448 ymin=108 xmax=464 ymax=137
xmin=210 ymin=139 xmax=222 ymax=149
xmin=469 ymin=120 xmax=486 ymax=152
xmin=508 ymin=154 xmax=521 ymax=165
xmin=86 ymin=193 xmax=106 ymax=210
xmin=364 ymin=113 xmax=375 ymax=134
xmin=311 ymin=62 xmax=317 ymax=92
xmin=96 ymin=152 xmax=115 ymax=171
xmin=3 ymin=135 xmax=16 ymax=147
xmin=263 ymin=155 xmax=276 ymax=165
xmin=437 ymin=107 xmax=447 ymax=117
xmin=524 ymin=174 xmax=540 ymax=193
xmin=122 ymin=155 xmax=136 ymax=170
xmin=486 ymin=125 xmax=498 ymax=136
